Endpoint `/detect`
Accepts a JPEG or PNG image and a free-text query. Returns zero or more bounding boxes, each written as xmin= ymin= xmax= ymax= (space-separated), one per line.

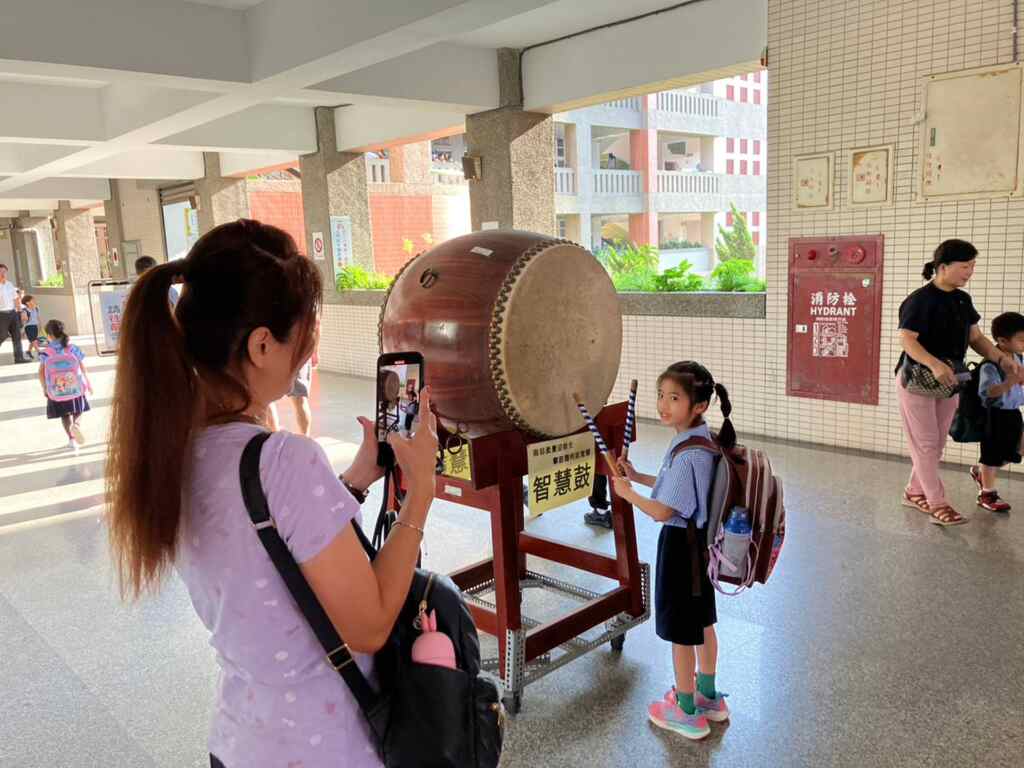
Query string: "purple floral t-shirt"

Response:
xmin=175 ymin=422 xmax=383 ymax=768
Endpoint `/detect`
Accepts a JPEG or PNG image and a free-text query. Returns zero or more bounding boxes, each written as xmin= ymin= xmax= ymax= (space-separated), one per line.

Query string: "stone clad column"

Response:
xmin=55 ymin=201 xmax=102 ymax=335
xmin=196 ymin=153 xmax=250 ymax=234
xmin=299 ymin=107 xmax=374 ymax=297
xmin=465 ymin=49 xmax=555 ymax=236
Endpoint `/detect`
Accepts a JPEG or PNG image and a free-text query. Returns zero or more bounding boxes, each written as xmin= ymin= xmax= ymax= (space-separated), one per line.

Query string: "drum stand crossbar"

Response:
xmin=407 ymin=401 xmax=650 ymax=713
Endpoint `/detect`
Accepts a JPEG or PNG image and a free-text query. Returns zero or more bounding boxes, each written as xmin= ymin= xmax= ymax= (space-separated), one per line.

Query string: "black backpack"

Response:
xmin=950 ymin=361 xmax=1003 ymax=443
xmin=240 ymin=433 xmax=504 ymax=768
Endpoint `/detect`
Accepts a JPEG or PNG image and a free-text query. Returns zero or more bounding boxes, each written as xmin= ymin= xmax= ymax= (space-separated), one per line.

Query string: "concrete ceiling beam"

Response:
xmin=333 ymin=104 xmax=466 ymax=153
xmin=60 ymin=149 xmax=206 ymax=181
xmin=155 ymin=105 xmax=317 ymax=154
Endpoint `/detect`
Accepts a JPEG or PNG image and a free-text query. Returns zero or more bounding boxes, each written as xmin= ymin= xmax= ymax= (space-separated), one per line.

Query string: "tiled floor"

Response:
xmin=1 ymin=349 xmax=1022 ymax=767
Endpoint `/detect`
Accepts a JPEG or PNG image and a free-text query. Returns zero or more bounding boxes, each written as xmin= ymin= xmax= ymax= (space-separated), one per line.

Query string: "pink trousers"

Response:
xmin=896 ymin=379 xmax=959 ymax=508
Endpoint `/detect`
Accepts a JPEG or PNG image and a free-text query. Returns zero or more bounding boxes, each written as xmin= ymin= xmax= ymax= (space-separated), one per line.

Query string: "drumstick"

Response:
xmin=572 ymin=392 xmax=623 ymax=479
xmin=622 ymin=379 xmax=638 ymax=462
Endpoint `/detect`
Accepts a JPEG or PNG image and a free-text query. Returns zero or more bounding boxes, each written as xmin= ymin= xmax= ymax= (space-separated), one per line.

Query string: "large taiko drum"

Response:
xmin=379 ymin=231 xmax=622 ymax=438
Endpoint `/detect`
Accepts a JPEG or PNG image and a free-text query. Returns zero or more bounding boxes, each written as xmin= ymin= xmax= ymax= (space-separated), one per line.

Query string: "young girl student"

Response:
xmin=38 ymin=319 xmax=92 ymax=450
xmin=20 ymin=293 xmax=41 ymax=359
xmin=612 ymin=361 xmax=733 ymax=741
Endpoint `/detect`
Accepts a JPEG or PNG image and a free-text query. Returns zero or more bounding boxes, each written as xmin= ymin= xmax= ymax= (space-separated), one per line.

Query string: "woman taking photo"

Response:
xmin=896 ymin=238 xmax=1019 ymax=526
xmin=106 ymin=220 xmax=438 ymax=768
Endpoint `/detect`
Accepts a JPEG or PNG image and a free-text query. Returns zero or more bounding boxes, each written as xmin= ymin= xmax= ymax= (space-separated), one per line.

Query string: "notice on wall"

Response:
xmin=330 ymin=216 xmax=353 ymax=277
xmin=793 ymin=153 xmax=833 ymax=209
xmin=849 ymin=145 xmax=894 ymax=206
xmin=99 ymin=289 xmax=130 ymax=349
xmin=311 ymin=231 xmax=325 ymax=261
xmin=526 ymin=433 xmax=596 ymax=518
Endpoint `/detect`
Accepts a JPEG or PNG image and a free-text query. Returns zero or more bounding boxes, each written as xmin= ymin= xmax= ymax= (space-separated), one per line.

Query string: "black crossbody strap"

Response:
xmin=239 ymin=433 xmax=381 ymax=717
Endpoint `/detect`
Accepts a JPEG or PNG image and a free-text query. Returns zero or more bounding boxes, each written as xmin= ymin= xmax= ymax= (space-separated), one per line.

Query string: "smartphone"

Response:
xmin=376 ymin=352 xmax=425 ymax=466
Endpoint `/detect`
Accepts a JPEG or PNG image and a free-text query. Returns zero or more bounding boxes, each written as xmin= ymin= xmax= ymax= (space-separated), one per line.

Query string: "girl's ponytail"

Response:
xmin=714 ymin=382 xmax=736 ymax=450
xmin=44 ymin=319 xmax=69 ymax=348
xmin=106 ymin=261 xmax=197 ymax=598
xmin=921 ymin=261 xmax=936 ymax=280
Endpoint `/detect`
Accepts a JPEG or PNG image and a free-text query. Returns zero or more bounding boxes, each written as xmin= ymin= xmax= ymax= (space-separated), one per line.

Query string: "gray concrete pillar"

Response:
xmin=196 ymin=153 xmax=250 ymax=234
xmin=102 ymin=184 xmax=129 ymax=279
xmin=299 ymin=107 xmax=374 ymax=298
xmin=465 ymin=48 xmax=555 ymax=236
xmin=56 ymin=201 xmax=101 ymax=334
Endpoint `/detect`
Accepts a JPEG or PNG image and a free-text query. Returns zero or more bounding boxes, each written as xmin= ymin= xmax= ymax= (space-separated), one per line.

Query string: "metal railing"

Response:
xmin=655 ymin=91 xmax=720 ymax=117
xmin=555 ymin=167 xmax=577 ymax=195
xmin=594 ymin=169 xmax=643 ymax=195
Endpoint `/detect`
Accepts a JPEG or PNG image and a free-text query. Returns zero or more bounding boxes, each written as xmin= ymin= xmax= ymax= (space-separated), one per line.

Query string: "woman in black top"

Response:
xmin=896 ymin=239 xmax=1020 ymax=525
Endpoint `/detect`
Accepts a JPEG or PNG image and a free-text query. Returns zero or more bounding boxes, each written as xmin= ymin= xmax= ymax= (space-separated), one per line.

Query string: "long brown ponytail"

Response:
xmin=106 ymin=220 xmax=321 ymax=598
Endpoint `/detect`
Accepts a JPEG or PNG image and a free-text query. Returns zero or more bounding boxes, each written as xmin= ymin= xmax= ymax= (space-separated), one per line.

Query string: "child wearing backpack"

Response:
xmin=38 ymin=319 xmax=92 ymax=451
xmin=612 ymin=361 xmax=733 ymax=741
xmin=968 ymin=312 xmax=1024 ymax=512
xmin=20 ymin=293 xmax=41 ymax=359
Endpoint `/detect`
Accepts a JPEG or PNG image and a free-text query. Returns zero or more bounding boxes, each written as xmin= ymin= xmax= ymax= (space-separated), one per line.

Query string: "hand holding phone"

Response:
xmin=386 ymin=387 xmax=439 ymax=494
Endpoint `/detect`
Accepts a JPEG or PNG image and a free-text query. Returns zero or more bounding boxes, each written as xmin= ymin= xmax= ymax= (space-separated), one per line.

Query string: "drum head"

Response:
xmin=494 ymin=241 xmax=622 ymax=437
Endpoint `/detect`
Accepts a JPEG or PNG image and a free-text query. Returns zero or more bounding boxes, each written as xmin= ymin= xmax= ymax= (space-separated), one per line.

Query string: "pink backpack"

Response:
xmin=675 ymin=435 xmax=786 ymax=594
xmin=43 ymin=346 xmax=84 ymax=402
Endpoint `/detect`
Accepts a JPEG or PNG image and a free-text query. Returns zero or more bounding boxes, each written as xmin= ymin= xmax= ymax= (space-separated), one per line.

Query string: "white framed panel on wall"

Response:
xmin=847 ymin=145 xmax=895 ymax=208
xmin=792 ymin=152 xmax=834 ymax=211
xmin=919 ymin=63 xmax=1024 ymax=200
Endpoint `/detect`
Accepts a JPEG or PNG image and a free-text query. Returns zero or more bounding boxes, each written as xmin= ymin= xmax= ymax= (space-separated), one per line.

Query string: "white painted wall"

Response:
xmin=523 ymin=0 xmax=766 ymax=111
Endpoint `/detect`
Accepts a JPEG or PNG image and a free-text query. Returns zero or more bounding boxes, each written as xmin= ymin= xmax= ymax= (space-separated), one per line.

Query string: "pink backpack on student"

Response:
xmin=43 ymin=346 xmax=84 ymax=402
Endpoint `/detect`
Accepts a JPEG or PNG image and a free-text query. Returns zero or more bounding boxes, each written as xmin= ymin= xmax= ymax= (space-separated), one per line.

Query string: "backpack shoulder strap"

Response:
xmin=239 ymin=433 xmax=382 ymax=719
xmin=671 ymin=435 xmax=720 ymax=457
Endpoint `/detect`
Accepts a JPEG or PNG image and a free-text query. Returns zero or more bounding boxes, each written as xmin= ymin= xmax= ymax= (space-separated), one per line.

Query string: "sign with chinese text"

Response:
xmin=526 ymin=433 xmax=596 ymax=517
xmin=330 ymin=215 xmax=353 ymax=278
xmin=787 ymin=236 xmax=884 ymax=405
xmin=441 ymin=441 xmax=473 ymax=483
xmin=99 ymin=289 xmax=130 ymax=349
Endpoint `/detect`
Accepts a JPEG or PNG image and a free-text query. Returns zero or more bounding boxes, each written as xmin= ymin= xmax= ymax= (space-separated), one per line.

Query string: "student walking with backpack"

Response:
xmin=38 ymin=319 xmax=92 ymax=451
xmin=611 ymin=361 xmax=733 ymax=741
xmin=105 ymin=221 xmax=442 ymax=768
xmin=967 ymin=312 xmax=1024 ymax=512
xmin=896 ymin=239 xmax=1021 ymax=526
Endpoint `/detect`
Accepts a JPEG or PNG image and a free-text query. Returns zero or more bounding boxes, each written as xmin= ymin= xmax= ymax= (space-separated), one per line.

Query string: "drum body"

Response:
xmin=379 ymin=231 xmax=622 ymax=438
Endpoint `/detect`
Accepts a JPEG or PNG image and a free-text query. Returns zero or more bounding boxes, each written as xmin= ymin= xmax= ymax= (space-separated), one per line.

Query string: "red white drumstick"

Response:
xmin=622 ymin=379 xmax=638 ymax=461
xmin=572 ymin=393 xmax=622 ymax=479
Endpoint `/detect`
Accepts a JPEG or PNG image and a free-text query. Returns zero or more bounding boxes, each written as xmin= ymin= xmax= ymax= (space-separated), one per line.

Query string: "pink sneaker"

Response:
xmin=695 ymin=690 xmax=730 ymax=722
xmin=648 ymin=699 xmax=710 ymax=740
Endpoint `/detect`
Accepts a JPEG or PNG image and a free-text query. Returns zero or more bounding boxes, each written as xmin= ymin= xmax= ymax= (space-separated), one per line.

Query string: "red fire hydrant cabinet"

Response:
xmin=786 ymin=235 xmax=885 ymax=405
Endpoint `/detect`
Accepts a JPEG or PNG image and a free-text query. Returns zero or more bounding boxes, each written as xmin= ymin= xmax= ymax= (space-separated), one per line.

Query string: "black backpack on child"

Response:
xmin=240 ymin=432 xmax=504 ymax=768
xmin=950 ymin=361 xmax=1003 ymax=443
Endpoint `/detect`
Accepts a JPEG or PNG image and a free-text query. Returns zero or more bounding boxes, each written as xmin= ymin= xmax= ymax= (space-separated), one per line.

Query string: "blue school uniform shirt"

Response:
xmin=651 ymin=423 xmax=716 ymax=529
xmin=979 ymin=354 xmax=1024 ymax=410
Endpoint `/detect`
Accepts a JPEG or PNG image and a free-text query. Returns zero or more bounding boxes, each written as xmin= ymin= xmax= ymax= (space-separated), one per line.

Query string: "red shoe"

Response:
xmin=969 ymin=465 xmax=984 ymax=492
xmin=977 ymin=490 xmax=1011 ymax=512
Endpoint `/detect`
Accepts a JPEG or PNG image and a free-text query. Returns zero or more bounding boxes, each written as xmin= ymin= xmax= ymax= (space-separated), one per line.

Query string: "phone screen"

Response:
xmin=376 ymin=355 xmax=424 ymax=442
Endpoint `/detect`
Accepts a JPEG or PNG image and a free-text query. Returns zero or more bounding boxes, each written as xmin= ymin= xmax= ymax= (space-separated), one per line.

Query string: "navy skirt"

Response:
xmin=46 ymin=395 xmax=90 ymax=419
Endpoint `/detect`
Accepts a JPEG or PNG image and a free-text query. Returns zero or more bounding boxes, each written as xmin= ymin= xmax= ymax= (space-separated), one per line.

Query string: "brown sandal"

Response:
xmin=901 ymin=491 xmax=930 ymax=513
xmin=929 ymin=505 xmax=968 ymax=526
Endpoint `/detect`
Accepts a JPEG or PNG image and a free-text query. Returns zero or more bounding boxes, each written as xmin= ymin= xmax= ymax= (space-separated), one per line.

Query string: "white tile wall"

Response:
xmin=318 ymin=304 xmax=380 ymax=378
xmin=766 ymin=0 xmax=1021 ymax=465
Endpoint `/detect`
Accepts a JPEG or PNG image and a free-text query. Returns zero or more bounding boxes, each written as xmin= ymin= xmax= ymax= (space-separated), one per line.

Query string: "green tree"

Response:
xmin=715 ymin=204 xmax=756 ymax=262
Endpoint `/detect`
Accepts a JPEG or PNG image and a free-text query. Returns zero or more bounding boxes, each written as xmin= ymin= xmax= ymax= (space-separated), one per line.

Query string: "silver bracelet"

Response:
xmin=393 ymin=520 xmax=425 ymax=537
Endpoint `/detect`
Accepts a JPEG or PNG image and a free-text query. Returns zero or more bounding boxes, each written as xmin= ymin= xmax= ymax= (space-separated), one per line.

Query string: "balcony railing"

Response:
xmin=656 ymin=91 xmax=719 ymax=117
xmin=430 ymin=165 xmax=466 ymax=185
xmin=555 ymin=167 xmax=577 ymax=195
xmin=594 ymin=169 xmax=642 ymax=195
xmin=656 ymin=171 xmax=722 ymax=195
xmin=367 ymin=157 xmax=390 ymax=183
xmin=603 ymin=97 xmax=642 ymax=111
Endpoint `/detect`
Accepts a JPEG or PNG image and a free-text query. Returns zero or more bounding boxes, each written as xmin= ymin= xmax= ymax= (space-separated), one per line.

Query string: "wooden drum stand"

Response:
xmin=391 ymin=401 xmax=650 ymax=713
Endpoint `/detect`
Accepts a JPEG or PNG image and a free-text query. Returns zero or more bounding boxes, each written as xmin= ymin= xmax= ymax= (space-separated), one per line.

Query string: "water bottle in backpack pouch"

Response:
xmin=719 ymin=507 xmax=752 ymax=582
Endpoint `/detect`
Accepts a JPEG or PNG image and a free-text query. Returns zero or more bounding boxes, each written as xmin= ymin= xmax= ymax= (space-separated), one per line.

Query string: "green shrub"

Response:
xmin=335 ymin=265 xmax=393 ymax=291
xmin=710 ymin=258 xmax=765 ymax=292
xmin=658 ymin=238 xmax=705 ymax=250
xmin=594 ymin=241 xmax=659 ymax=274
xmin=715 ymin=204 xmax=757 ymax=262
xmin=38 ymin=273 xmax=65 ymax=288
xmin=612 ymin=267 xmax=659 ymax=292
xmin=654 ymin=262 xmax=705 ymax=292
